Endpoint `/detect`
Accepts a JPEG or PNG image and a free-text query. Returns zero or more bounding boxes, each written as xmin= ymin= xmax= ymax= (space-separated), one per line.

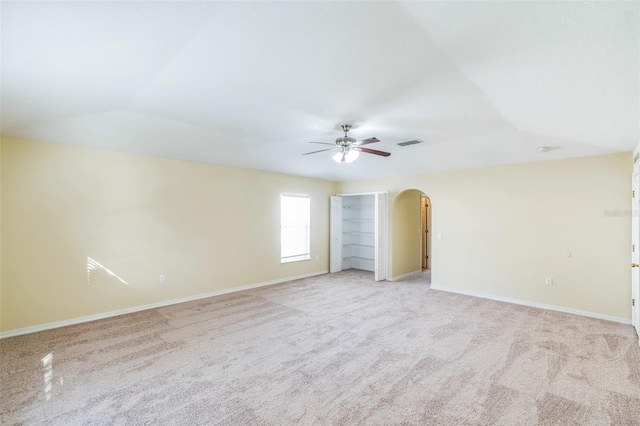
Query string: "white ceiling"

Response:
xmin=1 ymin=1 xmax=638 ymax=182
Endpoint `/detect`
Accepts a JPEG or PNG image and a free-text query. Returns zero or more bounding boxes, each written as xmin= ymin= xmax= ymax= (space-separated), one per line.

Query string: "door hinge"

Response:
xmin=634 ymin=244 xmax=636 ymax=253
xmin=633 ymin=299 xmax=636 ymax=307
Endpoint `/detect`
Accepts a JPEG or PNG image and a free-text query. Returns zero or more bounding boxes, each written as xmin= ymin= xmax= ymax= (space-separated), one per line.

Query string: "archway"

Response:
xmin=391 ymin=189 xmax=431 ymax=284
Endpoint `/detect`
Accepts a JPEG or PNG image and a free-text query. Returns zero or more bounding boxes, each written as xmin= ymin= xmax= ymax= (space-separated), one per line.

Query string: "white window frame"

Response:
xmin=280 ymin=194 xmax=311 ymax=263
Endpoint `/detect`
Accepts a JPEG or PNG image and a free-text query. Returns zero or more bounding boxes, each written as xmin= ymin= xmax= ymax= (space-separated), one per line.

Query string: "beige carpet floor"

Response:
xmin=1 ymin=269 xmax=639 ymax=425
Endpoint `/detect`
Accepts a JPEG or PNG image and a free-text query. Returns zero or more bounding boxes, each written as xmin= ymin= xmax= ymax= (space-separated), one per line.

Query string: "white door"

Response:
xmin=374 ymin=193 xmax=387 ymax=281
xmin=329 ymin=196 xmax=342 ymax=273
xmin=632 ymin=171 xmax=640 ymax=338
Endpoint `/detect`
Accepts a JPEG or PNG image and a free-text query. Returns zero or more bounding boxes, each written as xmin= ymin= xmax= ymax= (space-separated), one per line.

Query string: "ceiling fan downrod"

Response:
xmin=337 ymin=124 xmax=356 ymax=146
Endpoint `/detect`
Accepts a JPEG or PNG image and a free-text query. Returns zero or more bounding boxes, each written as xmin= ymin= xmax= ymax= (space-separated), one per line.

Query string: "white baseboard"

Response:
xmin=388 ymin=270 xmax=422 ymax=282
xmin=0 ymin=270 xmax=329 ymax=339
xmin=430 ymin=284 xmax=631 ymax=325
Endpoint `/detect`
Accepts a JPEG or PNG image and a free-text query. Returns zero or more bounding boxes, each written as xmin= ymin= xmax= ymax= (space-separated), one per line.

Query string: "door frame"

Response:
xmin=421 ymin=195 xmax=430 ymax=270
xmin=632 ymin=150 xmax=640 ymax=342
xmin=332 ymin=191 xmax=389 ymax=281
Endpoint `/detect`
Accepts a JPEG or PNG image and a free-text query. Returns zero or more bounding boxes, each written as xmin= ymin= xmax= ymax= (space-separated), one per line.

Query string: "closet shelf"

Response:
xmin=342 ymin=256 xmax=375 ymax=261
xmin=343 ymin=219 xmax=374 ymax=222
xmin=343 ymin=205 xmax=375 ymax=210
xmin=344 ymin=231 xmax=374 ymax=235
xmin=343 ymin=243 xmax=374 ymax=248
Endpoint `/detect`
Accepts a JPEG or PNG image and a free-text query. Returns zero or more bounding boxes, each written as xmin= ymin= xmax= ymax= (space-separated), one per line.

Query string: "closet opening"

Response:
xmin=329 ymin=192 xmax=388 ymax=281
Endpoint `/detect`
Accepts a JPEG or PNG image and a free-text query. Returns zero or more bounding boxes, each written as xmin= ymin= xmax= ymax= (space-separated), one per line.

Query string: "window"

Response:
xmin=281 ymin=194 xmax=310 ymax=263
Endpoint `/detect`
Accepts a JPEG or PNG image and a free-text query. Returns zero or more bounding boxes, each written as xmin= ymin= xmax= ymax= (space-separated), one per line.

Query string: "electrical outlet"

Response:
xmin=545 ymin=277 xmax=553 ymax=286
xmin=160 ymin=275 xmax=165 ymax=283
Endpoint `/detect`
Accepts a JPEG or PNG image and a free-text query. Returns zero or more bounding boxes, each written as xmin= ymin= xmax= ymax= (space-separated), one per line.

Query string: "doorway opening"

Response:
xmin=392 ymin=189 xmax=431 ymax=285
xmin=632 ymin=167 xmax=640 ymax=340
xmin=421 ymin=195 xmax=431 ymax=271
xmin=329 ymin=193 xmax=388 ymax=281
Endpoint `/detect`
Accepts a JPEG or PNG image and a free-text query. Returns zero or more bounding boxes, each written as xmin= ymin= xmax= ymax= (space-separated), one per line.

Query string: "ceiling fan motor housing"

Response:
xmin=336 ymin=136 xmax=357 ymax=146
xmin=337 ymin=124 xmax=356 ymax=146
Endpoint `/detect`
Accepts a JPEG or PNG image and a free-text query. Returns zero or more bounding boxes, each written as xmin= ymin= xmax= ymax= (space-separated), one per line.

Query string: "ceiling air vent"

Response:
xmin=397 ymin=139 xmax=423 ymax=147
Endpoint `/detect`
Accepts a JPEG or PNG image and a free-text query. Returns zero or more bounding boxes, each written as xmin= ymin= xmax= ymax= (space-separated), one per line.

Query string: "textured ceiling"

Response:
xmin=1 ymin=1 xmax=638 ymax=181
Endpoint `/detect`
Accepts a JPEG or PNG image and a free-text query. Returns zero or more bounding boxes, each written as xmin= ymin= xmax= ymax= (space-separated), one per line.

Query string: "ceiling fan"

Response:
xmin=302 ymin=124 xmax=391 ymax=163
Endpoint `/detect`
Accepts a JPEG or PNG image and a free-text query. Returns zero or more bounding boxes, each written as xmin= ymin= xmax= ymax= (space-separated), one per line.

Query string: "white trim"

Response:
xmin=335 ymin=191 xmax=389 ymax=197
xmin=280 ymin=254 xmax=311 ymax=263
xmin=388 ymin=270 xmax=422 ymax=282
xmin=280 ymin=193 xmax=310 ymax=198
xmin=0 ymin=270 xmax=329 ymax=339
xmin=430 ymin=284 xmax=631 ymax=325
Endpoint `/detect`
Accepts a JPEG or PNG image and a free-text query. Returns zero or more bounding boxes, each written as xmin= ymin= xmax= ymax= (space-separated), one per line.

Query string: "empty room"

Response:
xmin=1 ymin=1 xmax=639 ymax=425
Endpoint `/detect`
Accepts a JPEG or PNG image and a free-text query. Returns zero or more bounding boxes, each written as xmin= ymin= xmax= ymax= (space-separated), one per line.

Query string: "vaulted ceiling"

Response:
xmin=1 ymin=1 xmax=638 ymax=181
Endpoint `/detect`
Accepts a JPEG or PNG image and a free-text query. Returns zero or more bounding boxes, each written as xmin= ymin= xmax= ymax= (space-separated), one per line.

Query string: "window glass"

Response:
xmin=281 ymin=195 xmax=310 ymax=262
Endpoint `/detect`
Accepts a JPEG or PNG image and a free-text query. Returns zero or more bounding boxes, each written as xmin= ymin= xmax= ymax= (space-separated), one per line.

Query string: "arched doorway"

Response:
xmin=392 ymin=189 xmax=431 ymax=284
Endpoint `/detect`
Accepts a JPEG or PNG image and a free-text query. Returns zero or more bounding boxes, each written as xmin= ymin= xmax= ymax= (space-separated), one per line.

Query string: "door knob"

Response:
xmin=633 ymin=263 xmax=639 ymax=268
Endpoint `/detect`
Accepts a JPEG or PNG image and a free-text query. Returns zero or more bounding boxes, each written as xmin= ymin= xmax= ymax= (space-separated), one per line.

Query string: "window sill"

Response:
xmin=281 ymin=255 xmax=311 ymax=264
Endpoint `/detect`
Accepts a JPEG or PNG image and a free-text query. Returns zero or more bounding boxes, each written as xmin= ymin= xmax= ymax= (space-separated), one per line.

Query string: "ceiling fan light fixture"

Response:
xmin=333 ymin=149 xmax=359 ymax=164
xmin=303 ymin=123 xmax=389 ymax=161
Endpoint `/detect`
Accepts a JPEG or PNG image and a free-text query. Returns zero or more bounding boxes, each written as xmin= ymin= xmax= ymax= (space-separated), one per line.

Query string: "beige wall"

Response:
xmin=339 ymin=153 xmax=632 ymax=320
xmin=1 ymin=137 xmax=632 ymax=332
xmin=1 ymin=137 xmax=336 ymax=332
xmin=392 ymin=189 xmax=422 ymax=278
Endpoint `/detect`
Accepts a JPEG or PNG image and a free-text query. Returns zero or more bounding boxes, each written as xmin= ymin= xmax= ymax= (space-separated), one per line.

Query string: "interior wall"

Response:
xmin=339 ymin=153 xmax=632 ymax=320
xmin=392 ymin=190 xmax=422 ymax=278
xmin=0 ymin=137 xmax=337 ymax=333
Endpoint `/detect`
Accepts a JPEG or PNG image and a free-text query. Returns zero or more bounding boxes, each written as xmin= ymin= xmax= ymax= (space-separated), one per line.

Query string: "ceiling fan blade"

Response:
xmin=309 ymin=142 xmax=335 ymax=145
xmin=302 ymin=147 xmax=340 ymax=155
xmin=353 ymin=147 xmax=391 ymax=157
xmin=355 ymin=137 xmax=380 ymax=146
